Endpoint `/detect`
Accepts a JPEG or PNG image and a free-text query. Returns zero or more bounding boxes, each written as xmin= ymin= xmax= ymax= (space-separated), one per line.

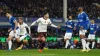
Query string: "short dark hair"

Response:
xmin=6 ymin=11 xmax=13 ymax=15
xmin=18 ymin=17 xmax=23 ymax=20
xmin=43 ymin=11 xmax=49 ymax=16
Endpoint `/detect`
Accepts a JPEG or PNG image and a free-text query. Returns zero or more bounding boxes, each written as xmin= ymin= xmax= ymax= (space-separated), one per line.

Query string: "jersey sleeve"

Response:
xmin=83 ymin=12 xmax=89 ymax=21
xmin=95 ymin=25 xmax=99 ymax=32
xmin=49 ymin=19 xmax=57 ymax=28
xmin=25 ymin=23 xmax=31 ymax=33
xmin=30 ymin=18 xmax=41 ymax=26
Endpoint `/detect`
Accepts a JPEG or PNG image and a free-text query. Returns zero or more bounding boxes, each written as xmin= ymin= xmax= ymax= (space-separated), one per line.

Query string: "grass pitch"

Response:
xmin=0 ymin=49 xmax=100 ymax=56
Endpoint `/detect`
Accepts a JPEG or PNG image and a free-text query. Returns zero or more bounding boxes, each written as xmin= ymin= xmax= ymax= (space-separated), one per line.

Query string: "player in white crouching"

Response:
xmin=16 ymin=17 xmax=31 ymax=50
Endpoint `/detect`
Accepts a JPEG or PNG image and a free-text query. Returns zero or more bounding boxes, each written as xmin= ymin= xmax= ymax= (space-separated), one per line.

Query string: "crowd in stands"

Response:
xmin=0 ymin=0 xmax=63 ymax=18
xmin=68 ymin=0 xmax=100 ymax=19
xmin=0 ymin=0 xmax=100 ymax=19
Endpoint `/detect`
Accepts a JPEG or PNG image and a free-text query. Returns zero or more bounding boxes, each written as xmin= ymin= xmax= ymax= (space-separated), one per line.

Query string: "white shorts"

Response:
xmin=79 ymin=30 xmax=87 ymax=35
xmin=88 ymin=34 xmax=95 ymax=40
xmin=9 ymin=29 xmax=20 ymax=38
xmin=64 ymin=33 xmax=72 ymax=39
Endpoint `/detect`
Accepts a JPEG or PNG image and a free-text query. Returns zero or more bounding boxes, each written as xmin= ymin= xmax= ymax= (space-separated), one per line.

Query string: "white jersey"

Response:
xmin=18 ymin=23 xmax=30 ymax=35
xmin=31 ymin=17 xmax=57 ymax=32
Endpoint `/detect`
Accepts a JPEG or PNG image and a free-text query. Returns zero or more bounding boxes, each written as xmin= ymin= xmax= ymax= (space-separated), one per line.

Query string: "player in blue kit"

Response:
xmin=77 ymin=7 xmax=90 ymax=52
xmin=86 ymin=20 xmax=99 ymax=52
xmin=64 ymin=16 xmax=75 ymax=49
xmin=6 ymin=12 xmax=20 ymax=51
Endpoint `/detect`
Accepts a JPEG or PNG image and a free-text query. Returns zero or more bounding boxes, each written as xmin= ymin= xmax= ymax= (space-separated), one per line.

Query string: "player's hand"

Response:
xmin=14 ymin=29 xmax=16 ymax=33
xmin=57 ymin=26 xmax=60 ymax=29
xmin=67 ymin=25 xmax=72 ymax=28
xmin=94 ymin=31 xmax=96 ymax=34
xmin=80 ymin=26 xmax=84 ymax=30
xmin=74 ymin=27 xmax=76 ymax=30
xmin=8 ymin=29 xmax=11 ymax=32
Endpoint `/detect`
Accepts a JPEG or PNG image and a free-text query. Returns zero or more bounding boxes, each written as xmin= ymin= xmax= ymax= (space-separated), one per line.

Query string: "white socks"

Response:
xmin=81 ymin=39 xmax=86 ymax=50
xmin=86 ymin=42 xmax=90 ymax=49
xmin=65 ymin=40 xmax=69 ymax=48
xmin=92 ymin=42 xmax=95 ymax=49
xmin=8 ymin=40 xmax=12 ymax=50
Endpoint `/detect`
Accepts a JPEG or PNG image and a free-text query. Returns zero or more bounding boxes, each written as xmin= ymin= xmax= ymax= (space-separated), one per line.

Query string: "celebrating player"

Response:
xmin=30 ymin=11 xmax=60 ymax=52
xmin=6 ymin=12 xmax=20 ymax=51
xmin=86 ymin=20 xmax=99 ymax=52
xmin=64 ymin=15 xmax=75 ymax=49
xmin=16 ymin=17 xmax=31 ymax=50
xmin=77 ymin=7 xmax=90 ymax=52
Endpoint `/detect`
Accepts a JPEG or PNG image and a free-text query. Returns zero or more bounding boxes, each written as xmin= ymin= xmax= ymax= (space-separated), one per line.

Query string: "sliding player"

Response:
xmin=86 ymin=20 xmax=99 ymax=52
xmin=77 ymin=7 xmax=90 ymax=52
xmin=16 ymin=17 xmax=31 ymax=50
xmin=6 ymin=12 xmax=20 ymax=51
xmin=30 ymin=12 xmax=60 ymax=52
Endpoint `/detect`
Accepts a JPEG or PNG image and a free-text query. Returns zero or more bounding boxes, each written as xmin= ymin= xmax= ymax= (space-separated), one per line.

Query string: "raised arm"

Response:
xmin=30 ymin=18 xmax=40 ymax=26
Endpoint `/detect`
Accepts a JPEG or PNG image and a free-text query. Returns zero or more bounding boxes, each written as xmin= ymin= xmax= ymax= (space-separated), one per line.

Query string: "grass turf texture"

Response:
xmin=0 ymin=49 xmax=100 ymax=56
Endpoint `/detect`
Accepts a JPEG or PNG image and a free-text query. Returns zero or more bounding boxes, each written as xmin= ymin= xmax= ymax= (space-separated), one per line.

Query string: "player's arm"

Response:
xmin=30 ymin=18 xmax=40 ymax=26
xmin=65 ymin=21 xmax=73 ymax=28
xmin=84 ymin=13 xmax=89 ymax=21
xmin=25 ymin=24 xmax=31 ymax=34
xmin=94 ymin=25 xmax=99 ymax=34
xmin=49 ymin=20 xmax=60 ymax=28
xmin=8 ymin=28 xmax=12 ymax=32
xmin=13 ymin=19 xmax=18 ymax=32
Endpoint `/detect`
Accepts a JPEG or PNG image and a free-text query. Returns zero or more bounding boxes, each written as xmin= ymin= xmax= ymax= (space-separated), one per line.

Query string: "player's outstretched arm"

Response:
xmin=8 ymin=28 xmax=12 ymax=32
xmin=30 ymin=18 xmax=40 ymax=27
xmin=25 ymin=24 xmax=31 ymax=34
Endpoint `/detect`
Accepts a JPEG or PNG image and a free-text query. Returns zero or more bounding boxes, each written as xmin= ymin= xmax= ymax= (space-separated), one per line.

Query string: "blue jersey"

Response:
xmin=9 ymin=16 xmax=19 ymax=30
xmin=89 ymin=24 xmax=99 ymax=34
xmin=65 ymin=20 xmax=74 ymax=33
xmin=77 ymin=11 xmax=90 ymax=30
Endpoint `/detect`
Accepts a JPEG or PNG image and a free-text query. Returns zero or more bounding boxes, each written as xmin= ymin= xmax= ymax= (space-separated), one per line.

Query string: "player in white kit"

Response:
xmin=16 ymin=17 xmax=31 ymax=50
xmin=30 ymin=12 xmax=60 ymax=52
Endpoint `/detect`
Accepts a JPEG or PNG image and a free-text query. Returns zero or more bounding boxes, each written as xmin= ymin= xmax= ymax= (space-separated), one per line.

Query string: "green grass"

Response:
xmin=0 ymin=49 xmax=100 ymax=56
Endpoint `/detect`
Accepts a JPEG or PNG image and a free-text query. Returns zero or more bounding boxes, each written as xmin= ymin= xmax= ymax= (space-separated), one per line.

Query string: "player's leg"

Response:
xmin=97 ymin=37 xmax=100 ymax=48
xmin=79 ymin=30 xmax=87 ymax=52
xmin=16 ymin=35 xmax=27 ymax=50
xmin=70 ymin=38 xmax=74 ymax=49
xmin=38 ymin=33 xmax=44 ymax=52
xmin=14 ymin=29 xmax=22 ymax=50
xmin=7 ymin=31 xmax=14 ymax=51
xmin=86 ymin=34 xmax=91 ymax=52
xmin=15 ymin=29 xmax=20 ymax=42
xmin=39 ymin=32 xmax=47 ymax=52
xmin=64 ymin=33 xmax=71 ymax=49
xmin=91 ymin=35 xmax=96 ymax=49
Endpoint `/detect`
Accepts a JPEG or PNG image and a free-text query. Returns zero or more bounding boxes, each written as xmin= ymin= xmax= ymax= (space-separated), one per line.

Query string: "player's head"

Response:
xmin=68 ymin=15 xmax=72 ymax=20
xmin=43 ymin=11 xmax=49 ymax=19
xmin=5 ymin=12 xmax=12 ymax=18
xmin=78 ymin=7 xmax=83 ymax=12
xmin=18 ymin=17 xmax=23 ymax=24
xmin=91 ymin=20 xmax=95 ymax=24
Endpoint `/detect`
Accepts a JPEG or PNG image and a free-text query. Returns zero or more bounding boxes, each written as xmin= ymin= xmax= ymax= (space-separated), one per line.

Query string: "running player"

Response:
xmin=86 ymin=20 xmax=99 ymax=52
xmin=16 ymin=17 xmax=31 ymax=50
xmin=6 ymin=12 xmax=20 ymax=51
xmin=77 ymin=7 xmax=90 ymax=52
xmin=30 ymin=12 xmax=60 ymax=52
xmin=64 ymin=15 xmax=75 ymax=49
